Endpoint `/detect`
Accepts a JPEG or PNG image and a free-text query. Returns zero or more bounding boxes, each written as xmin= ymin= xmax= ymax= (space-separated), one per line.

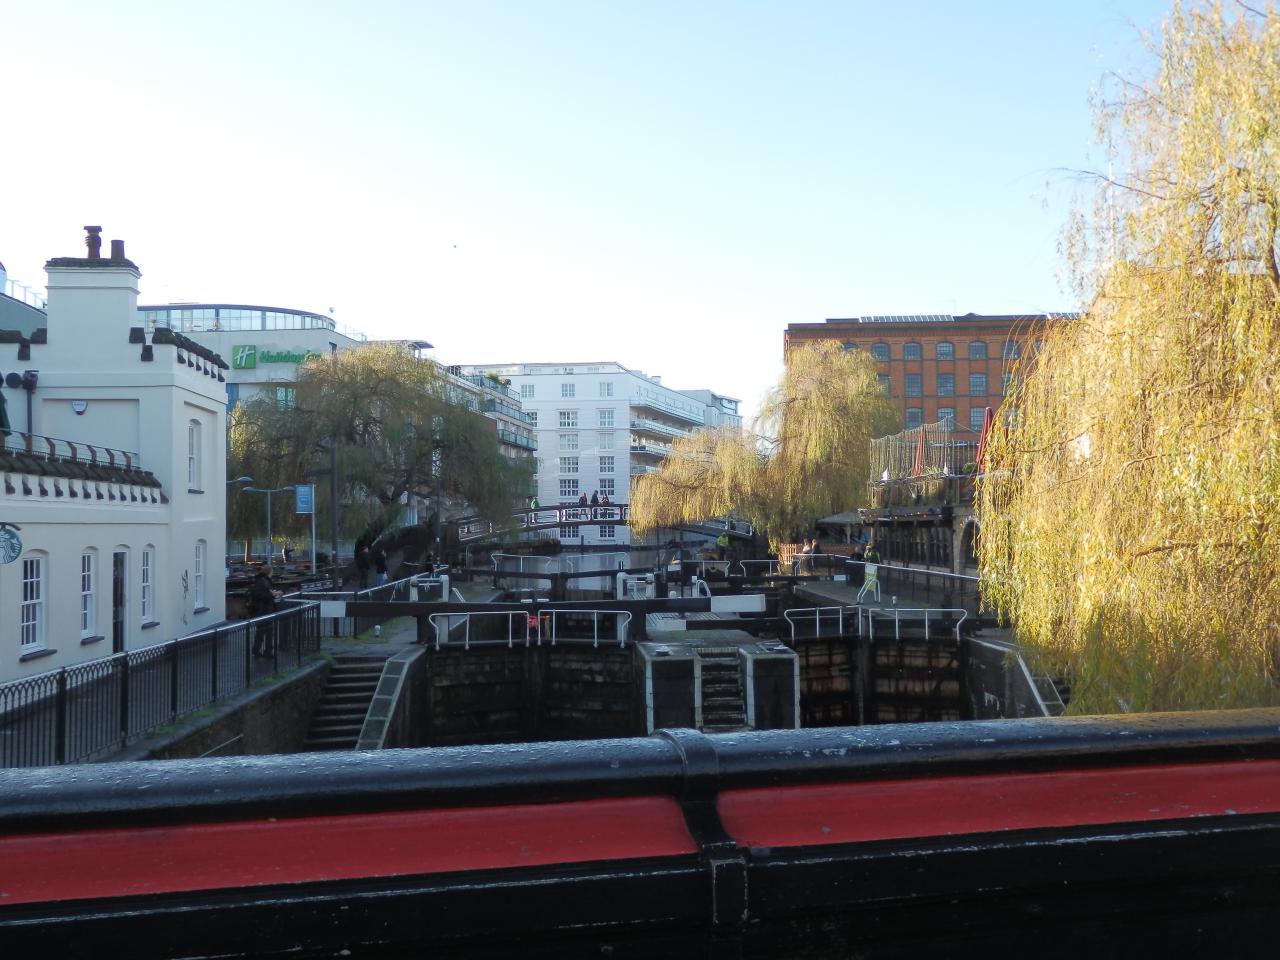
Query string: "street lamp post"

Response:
xmin=242 ymin=486 xmax=295 ymax=562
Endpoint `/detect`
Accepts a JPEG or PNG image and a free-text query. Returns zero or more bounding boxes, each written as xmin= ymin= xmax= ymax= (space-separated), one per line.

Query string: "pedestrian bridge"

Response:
xmin=454 ymin=504 xmax=753 ymax=542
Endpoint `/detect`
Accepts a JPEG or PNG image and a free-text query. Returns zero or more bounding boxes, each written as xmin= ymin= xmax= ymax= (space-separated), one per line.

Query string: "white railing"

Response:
xmin=738 ymin=559 xmax=779 ymax=577
xmin=541 ymin=609 xmax=633 ymax=648
xmin=866 ymin=607 xmax=969 ymax=642
xmin=783 ymin=606 xmax=864 ymax=640
xmin=427 ymin=610 xmax=533 ymax=651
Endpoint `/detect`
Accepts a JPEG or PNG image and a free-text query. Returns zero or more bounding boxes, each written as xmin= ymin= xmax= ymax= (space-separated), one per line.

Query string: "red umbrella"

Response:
xmin=974 ymin=406 xmax=994 ymax=473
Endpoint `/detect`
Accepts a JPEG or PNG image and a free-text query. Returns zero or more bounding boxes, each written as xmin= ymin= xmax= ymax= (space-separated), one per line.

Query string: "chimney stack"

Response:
xmin=110 ymin=239 xmax=125 ymax=261
xmin=84 ymin=226 xmax=103 ymax=259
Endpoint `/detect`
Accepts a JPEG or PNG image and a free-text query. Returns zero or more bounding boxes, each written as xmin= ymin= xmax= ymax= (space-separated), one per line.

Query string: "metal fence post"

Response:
xmin=119 ymin=655 xmax=131 ymax=748
xmin=211 ymin=634 xmax=219 ymax=701
xmin=169 ymin=642 xmax=179 ymax=719
xmin=243 ymin=622 xmax=252 ymax=686
xmin=55 ymin=668 xmax=68 ymax=765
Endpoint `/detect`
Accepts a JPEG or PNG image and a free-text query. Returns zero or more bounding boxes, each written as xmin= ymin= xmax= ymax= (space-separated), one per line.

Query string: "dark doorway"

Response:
xmin=112 ymin=551 xmax=127 ymax=654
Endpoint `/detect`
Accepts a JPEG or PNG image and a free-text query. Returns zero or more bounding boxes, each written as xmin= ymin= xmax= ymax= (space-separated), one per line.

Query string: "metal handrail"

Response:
xmin=427 ymin=610 xmax=532 ymax=651
xmin=2 ymin=431 xmax=141 ymax=470
xmin=737 ymin=559 xmax=779 ymax=577
xmin=540 ymin=609 xmax=633 ymax=648
xmin=866 ymin=607 xmax=969 ymax=642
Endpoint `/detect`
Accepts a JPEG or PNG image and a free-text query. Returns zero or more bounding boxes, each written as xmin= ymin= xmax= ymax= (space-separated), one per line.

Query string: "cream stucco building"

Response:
xmin=0 ymin=229 xmax=227 ymax=682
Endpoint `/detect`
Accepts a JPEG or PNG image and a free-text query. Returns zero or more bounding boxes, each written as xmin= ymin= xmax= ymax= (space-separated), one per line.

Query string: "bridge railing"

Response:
xmin=0 ymin=604 xmax=321 ymax=768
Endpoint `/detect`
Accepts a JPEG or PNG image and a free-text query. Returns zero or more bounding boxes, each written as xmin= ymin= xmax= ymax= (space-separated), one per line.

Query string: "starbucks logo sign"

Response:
xmin=0 ymin=525 xmax=21 ymax=565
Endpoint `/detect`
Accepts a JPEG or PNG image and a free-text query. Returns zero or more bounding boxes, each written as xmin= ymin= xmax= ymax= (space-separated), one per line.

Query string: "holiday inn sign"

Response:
xmin=230 ymin=345 xmax=323 ymax=369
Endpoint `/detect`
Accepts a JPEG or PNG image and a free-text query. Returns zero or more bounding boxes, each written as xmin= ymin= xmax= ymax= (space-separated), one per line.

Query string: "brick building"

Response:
xmin=783 ymin=313 xmax=1071 ymax=432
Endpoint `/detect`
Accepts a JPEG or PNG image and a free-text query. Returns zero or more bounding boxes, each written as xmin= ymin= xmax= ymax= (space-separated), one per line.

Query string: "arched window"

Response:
xmin=187 ymin=419 xmax=202 ymax=490
xmin=903 ymin=341 xmax=922 ymax=360
xmin=81 ymin=548 xmax=99 ymax=639
xmin=935 ymin=341 xmax=955 ymax=360
xmin=968 ymin=341 xmax=988 ymax=360
xmin=20 ymin=551 xmax=48 ymax=652
xmin=141 ymin=545 xmax=157 ymax=624
xmin=870 ymin=343 xmax=890 ymax=361
xmin=194 ymin=540 xmax=207 ymax=610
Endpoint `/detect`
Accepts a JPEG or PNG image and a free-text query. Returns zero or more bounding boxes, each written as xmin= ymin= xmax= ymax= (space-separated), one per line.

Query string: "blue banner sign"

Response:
xmin=295 ymin=484 xmax=314 ymax=514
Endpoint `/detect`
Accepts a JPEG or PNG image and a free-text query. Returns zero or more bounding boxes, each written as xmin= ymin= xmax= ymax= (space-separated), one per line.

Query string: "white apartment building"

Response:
xmin=0 ymin=229 xmax=227 ymax=682
xmin=458 ymin=361 xmax=739 ymax=547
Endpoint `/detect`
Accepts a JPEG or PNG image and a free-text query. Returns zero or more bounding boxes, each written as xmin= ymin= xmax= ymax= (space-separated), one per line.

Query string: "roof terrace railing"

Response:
xmin=1 ymin=431 xmax=141 ymax=470
xmin=870 ymin=418 xmax=979 ymax=485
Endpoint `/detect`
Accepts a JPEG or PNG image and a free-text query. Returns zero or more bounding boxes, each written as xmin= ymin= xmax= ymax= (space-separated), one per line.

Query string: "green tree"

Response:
xmin=977 ymin=1 xmax=1280 ymax=713
xmin=631 ymin=341 xmax=897 ymax=548
xmin=229 ymin=343 xmax=532 ymax=548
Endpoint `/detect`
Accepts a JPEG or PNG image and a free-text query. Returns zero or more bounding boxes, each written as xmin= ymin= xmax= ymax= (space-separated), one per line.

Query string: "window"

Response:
xmin=969 ymin=374 xmax=987 ymax=396
xmin=141 ymin=547 xmax=156 ymax=624
xmin=599 ymin=382 xmax=613 ymax=398
xmin=841 ymin=341 xmax=857 ymax=352
xmin=226 ymin=383 xmax=240 ymax=410
xmin=80 ymin=551 xmax=96 ymax=638
xmin=561 ymin=383 xmax=575 ymax=399
xmin=935 ymin=341 xmax=954 ymax=360
xmin=558 ymin=410 xmax=577 ymax=428
xmin=521 ymin=383 xmax=534 ymax=399
xmin=187 ymin=420 xmax=201 ymax=490
xmin=1002 ymin=373 xmax=1014 ymax=395
xmin=905 ymin=407 xmax=923 ymax=429
xmin=559 ymin=479 xmax=579 ymax=499
xmin=968 ymin=341 xmax=987 ymax=360
xmin=560 ymin=525 xmax=576 ymax=540
xmin=560 ymin=456 xmax=579 ymax=474
xmin=598 ymin=431 xmax=615 ymax=450
xmin=903 ymin=341 xmax=922 ymax=360
xmin=599 ymin=477 xmax=615 ymax=497
xmin=937 ymin=407 xmax=956 ymax=430
xmin=870 ymin=343 xmax=890 ymax=361
xmin=598 ymin=524 xmax=615 ymax=539
xmin=969 ymin=407 xmax=987 ymax=432
xmin=1002 ymin=341 xmax=1020 ymax=360
xmin=904 ymin=374 xmax=922 ymax=397
xmin=937 ymin=373 xmax=955 ymax=396
xmin=599 ymin=455 xmax=615 ymax=474
xmin=559 ymin=432 xmax=578 ymax=451
xmin=194 ymin=541 xmax=206 ymax=610
xmin=20 ymin=556 xmax=45 ymax=650
xmin=598 ymin=408 xmax=614 ymax=427
xmin=877 ymin=375 xmax=891 ymax=395
xmin=529 ymin=411 xmax=538 ymax=427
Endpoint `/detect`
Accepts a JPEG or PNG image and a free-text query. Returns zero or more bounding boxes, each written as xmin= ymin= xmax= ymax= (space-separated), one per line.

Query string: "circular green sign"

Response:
xmin=0 ymin=527 xmax=21 ymax=565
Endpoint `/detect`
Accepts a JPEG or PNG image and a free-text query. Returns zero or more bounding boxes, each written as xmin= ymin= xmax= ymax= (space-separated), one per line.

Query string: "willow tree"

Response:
xmin=977 ymin=1 xmax=1280 ymax=713
xmin=229 ymin=343 xmax=532 ymax=546
xmin=631 ymin=341 xmax=897 ymax=547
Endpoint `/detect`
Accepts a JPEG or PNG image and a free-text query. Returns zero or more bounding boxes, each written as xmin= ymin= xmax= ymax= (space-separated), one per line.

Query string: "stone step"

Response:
xmin=303 ymin=736 xmax=359 ymax=751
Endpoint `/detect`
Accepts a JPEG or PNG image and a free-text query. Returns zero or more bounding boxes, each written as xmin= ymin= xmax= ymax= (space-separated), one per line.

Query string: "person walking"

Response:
xmin=249 ymin=567 xmax=280 ymax=657
xmin=856 ymin=542 xmax=882 ymax=603
xmin=355 ymin=546 xmax=372 ymax=590
xmin=373 ymin=545 xmax=389 ymax=586
xmin=590 ymin=490 xmax=599 ymax=506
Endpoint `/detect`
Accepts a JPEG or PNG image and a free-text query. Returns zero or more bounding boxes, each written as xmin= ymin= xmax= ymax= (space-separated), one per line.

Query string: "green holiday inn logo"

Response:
xmin=231 ymin=345 xmax=322 ymax=369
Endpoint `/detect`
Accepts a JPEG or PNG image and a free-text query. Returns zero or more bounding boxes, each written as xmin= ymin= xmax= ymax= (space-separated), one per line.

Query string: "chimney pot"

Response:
xmin=84 ymin=226 xmax=103 ymax=259
xmin=110 ymin=239 xmax=125 ymax=260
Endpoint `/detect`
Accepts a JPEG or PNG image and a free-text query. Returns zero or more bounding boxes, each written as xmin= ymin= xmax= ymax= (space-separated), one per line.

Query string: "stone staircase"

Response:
xmin=698 ymin=647 xmax=746 ymax=732
xmin=303 ymin=656 xmax=386 ymax=751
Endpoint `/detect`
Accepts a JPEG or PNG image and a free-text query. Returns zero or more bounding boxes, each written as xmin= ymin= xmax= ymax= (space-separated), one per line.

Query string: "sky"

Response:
xmin=0 ymin=0 xmax=1172 ymax=420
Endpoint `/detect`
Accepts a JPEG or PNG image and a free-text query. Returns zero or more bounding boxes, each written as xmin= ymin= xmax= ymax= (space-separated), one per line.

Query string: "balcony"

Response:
xmin=630 ymin=464 xmax=659 ymax=476
xmin=1 ymin=431 xmax=163 ymax=502
xmin=629 ymin=389 xmax=704 ymax=425
xmin=497 ymin=428 xmax=538 ymax=451
xmin=629 ymin=417 xmax=690 ymax=441
xmin=629 ymin=441 xmax=670 ymax=459
xmin=481 ymin=398 xmax=536 ymax=425
xmin=460 ymin=373 xmax=519 ymax=401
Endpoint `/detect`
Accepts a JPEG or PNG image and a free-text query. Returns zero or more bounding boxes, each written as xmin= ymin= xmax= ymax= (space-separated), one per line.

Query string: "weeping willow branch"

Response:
xmin=977 ymin=0 xmax=1280 ymax=714
xmin=631 ymin=341 xmax=898 ymax=548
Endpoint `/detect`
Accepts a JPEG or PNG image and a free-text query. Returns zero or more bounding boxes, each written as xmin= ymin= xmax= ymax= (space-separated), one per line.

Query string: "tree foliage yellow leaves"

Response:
xmin=631 ymin=341 xmax=897 ymax=548
xmin=977 ymin=1 xmax=1280 ymax=713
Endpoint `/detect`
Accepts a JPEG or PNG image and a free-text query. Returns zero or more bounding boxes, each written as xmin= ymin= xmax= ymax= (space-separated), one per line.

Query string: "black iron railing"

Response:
xmin=0 ymin=604 xmax=321 ymax=768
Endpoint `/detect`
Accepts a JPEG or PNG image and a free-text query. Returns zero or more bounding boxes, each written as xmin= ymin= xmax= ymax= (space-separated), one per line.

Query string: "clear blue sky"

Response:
xmin=0 ymin=0 xmax=1170 ymax=419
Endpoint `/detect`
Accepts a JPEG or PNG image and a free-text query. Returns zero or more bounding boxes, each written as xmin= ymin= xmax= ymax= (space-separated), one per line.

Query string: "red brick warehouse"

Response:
xmin=783 ymin=313 xmax=1073 ymax=433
